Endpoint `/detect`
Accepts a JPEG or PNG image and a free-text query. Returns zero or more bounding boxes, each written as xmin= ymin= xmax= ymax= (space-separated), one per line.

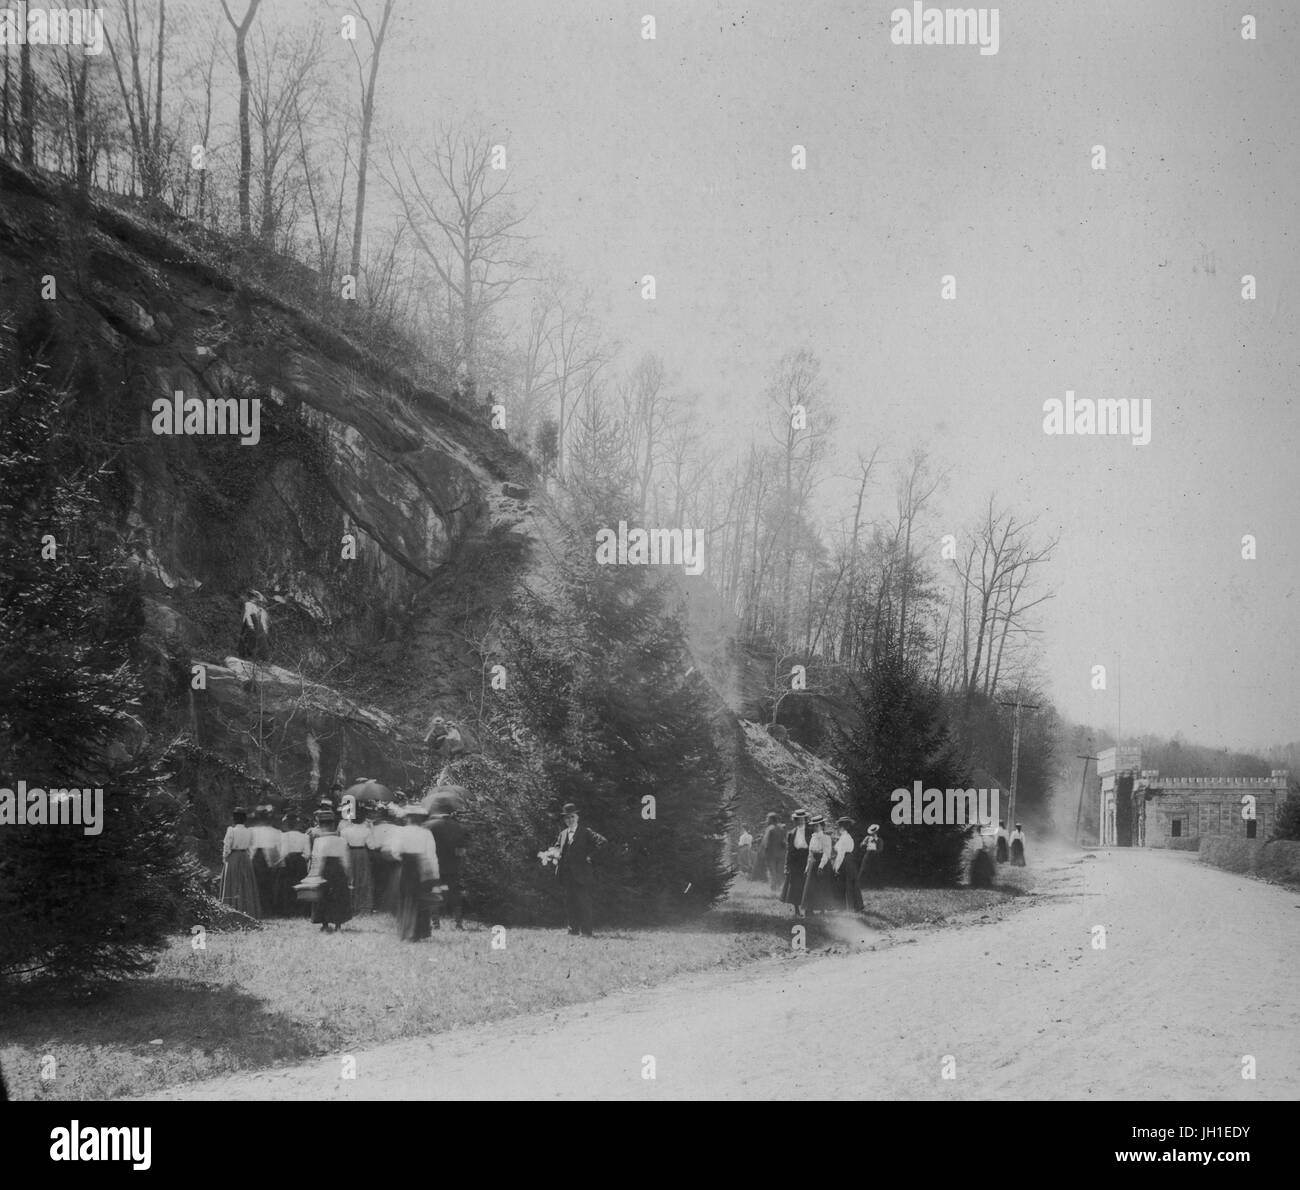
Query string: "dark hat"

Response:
xmin=792 ymin=809 xmax=808 ymax=819
xmin=765 ymin=812 xmax=779 ymax=823
xmin=836 ymin=816 xmax=853 ymax=827
xmin=562 ymin=803 xmax=578 ymax=814
xmin=313 ymin=808 xmax=337 ymax=824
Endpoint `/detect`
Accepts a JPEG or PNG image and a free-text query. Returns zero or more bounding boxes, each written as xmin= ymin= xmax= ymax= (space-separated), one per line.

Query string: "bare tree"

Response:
xmin=249 ymin=20 xmax=322 ymax=248
xmin=219 ymin=0 xmax=262 ymax=236
xmin=384 ymin=124 xmax=530 ymax=381
xmin=345 ymin=0 xmax=396 ymax=282
xmin=105 ymin=0 xmax=168 ymax=200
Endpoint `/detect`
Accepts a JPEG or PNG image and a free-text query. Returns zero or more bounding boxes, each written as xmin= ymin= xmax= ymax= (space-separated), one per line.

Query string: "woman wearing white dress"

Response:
xmin=219 ymin=808 xmax=261 ymax=917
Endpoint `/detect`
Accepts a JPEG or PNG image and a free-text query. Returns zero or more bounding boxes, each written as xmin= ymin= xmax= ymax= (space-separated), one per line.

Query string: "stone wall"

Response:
xmin=1199 ymin=836 xmax=1300 ymax=883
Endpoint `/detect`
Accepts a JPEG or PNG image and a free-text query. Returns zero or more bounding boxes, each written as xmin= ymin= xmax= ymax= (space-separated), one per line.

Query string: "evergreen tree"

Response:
xmin=498 ymin=510 xmax=730 ymax=925
xmin=0 ymin=338 xmax=192 ymax=989
xmin=833 ymin=650 xmax=972 ymax=885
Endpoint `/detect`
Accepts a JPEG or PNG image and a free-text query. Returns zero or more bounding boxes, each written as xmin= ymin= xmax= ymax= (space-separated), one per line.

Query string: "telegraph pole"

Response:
xmin=1074 ymin=753 xmax=1098 ymax=845
xmin=999 ymin=695 xmax=1040 ymax=829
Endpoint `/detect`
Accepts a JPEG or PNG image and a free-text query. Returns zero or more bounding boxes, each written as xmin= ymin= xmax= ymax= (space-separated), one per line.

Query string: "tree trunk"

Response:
xmin=349 ymin=0 xmax=395 ymax=286
xmin=19 ymin=40 xmax=34 ymax=165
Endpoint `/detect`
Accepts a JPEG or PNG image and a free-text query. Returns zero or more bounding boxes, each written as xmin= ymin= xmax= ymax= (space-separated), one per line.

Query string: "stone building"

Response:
xmin=1097 ymin=746 xmax=1290 ymax=848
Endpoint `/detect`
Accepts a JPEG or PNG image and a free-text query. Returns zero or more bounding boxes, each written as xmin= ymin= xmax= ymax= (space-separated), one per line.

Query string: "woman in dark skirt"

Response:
xmin=248 ymin=804 xmax=282 ymax=918
xmin=995 ymin=820 xmax=1009 ymax=863
xmin=780 ymin=810 xmax=811 ymax=916
xmin=369 ymin=804 xmax=400 ymax=914
xmin=387 ymin=805 xmax=440 ymax=941
xmin=858 ymin=824 xmax=885 ymax=892
xmin=278 ymin=813 xmax=312 ymax=916
xmin=340 ymin=804 xmax=375 ymax=914
xmin=307 ymin=809 xmax=353 ymax=932
xmin=1009 ymin=823 xmax=1027 ymax=866
xmin=832 ymin=817 xmax=864 ymax=912
xmin=800 ymin=816 xmax=835 ymax=916
xmin=219 ymin=807 xmax=261 ymax=917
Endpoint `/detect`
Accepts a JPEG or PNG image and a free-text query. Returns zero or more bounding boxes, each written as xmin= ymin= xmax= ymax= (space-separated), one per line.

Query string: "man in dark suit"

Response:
xmin=428 ymin=804 xmax=468 ymax=929
xmin=554 ymin=802 xmax=606 ymax=937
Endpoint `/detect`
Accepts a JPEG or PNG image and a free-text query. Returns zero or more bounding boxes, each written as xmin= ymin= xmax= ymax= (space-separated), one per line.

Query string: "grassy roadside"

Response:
xmin=1 ymin=873 xmax=1033 ymax=1100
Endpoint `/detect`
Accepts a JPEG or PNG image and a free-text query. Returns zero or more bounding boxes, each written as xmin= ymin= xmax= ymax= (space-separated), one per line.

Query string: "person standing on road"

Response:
xmin=996 ymin=820 xmax=1009 ymax=863
xmin=832 ymin=817 xmax=863 ymax=911
xmin=800 ymin=815 xmax=834 ymax=916
xmin=781 ymin=810 xmax=811 ymax=917
xmin=858 ymin=823 xmax=885 ymax=891
xmin=1010 ymin=822 xmax=1027 ymax=866
xmin=553 ymin=803 xmax=606 ymax=937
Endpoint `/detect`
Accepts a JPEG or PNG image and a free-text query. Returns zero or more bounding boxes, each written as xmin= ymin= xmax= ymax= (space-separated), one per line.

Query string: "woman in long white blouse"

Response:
xmin=307 ymin=808 xmax=353 ymax=932
xmin=219 ymin=807 xmax=261 ymax=917
xmin=386 ymin=805 xmax=440 ymax=941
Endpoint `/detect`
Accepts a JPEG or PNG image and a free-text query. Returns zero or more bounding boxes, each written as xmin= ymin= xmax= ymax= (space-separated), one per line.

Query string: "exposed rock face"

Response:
xmin=0 ymin=161 xmax=536 ymax=811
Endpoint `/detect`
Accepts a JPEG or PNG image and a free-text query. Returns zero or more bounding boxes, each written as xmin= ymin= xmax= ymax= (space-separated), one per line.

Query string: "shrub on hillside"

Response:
xmin=0 ymin=336 xmax=193 ymax=989
xmin=833 ymin=652 xmax=973 ymax=886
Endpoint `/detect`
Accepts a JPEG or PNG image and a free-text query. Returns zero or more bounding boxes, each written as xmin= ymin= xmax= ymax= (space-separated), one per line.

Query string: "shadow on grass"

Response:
xmin=0 ymin=977 xmax=326 ymax=1066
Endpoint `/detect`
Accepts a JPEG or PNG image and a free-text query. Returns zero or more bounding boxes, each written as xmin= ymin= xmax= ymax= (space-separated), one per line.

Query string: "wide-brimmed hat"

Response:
xmin=765 ymin=812 xmax=779 ymax=823
xmin=561 ymin=802 xmax=578 ymax=815
xmin=792 ymin=809 xmax=808 ymax=820
xmin=867 ymin=824 xmax=880 ymax=834
xmin=810 ymin=815 xmax=825 ymax=826
xmin=836 ymin=816 xmax=853 ymax=827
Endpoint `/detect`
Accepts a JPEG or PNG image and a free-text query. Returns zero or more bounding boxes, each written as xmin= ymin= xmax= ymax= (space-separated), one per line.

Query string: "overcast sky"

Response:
xmin=179 ymin=1 xmax=1300 ymax=750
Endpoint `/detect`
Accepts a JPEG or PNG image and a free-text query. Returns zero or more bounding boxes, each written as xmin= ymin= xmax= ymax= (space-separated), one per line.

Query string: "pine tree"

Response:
xmin=498 ymin=509 xmax=729 ymax=925
xmin=0 ymin=339 xmax=193 ymax=989
xmin=833 ymin=650 xmax=973 ymax=885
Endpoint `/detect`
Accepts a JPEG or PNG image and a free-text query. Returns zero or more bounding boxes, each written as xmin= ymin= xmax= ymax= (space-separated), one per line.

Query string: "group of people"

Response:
xmin=995 ymin=821 xmax=1028 ymax=866
xmin=735 ymin=808 xmax=1030 ymax=918
xmin=734 ymin=810 xmax=885 ymax=917
xmin=218 ymin=795 xmax=468 ymax=942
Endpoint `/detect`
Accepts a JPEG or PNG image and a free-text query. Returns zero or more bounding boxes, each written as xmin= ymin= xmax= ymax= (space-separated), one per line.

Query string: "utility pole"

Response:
xmin=999 ymin=695 xmax=1040 ymax=829
xmin=1074 ymin=753 xmax=1098 ymax=845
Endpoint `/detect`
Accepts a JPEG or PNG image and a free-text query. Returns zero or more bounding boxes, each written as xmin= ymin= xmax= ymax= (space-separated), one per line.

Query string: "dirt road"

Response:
xmin=148 ymin=848 xmax=1300 ymax=1100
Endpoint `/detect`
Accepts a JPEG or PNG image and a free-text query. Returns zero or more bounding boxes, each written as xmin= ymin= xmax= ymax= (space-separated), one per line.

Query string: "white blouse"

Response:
xmin=222 ymin=823 xmax=253 ymax=859
xmin=308 ymin=833 xmax=352 ymax=877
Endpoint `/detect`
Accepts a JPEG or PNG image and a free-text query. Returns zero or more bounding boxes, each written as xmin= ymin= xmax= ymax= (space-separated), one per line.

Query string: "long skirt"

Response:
xmin=996 ymin=837 xmax=1009 ymax=863
xmin=220 ymin=851 xmax=261 ymax=918
xmin=349 ymin=845 xmax=374 ymax=914
xmin=396 ymin=855 xmax=433 ymax=941
xmin=251 ymin=849 xmax=277 ymax=918
xmin=738 ymin=845 xmax=755 ymax=878
xmin=279 ymin=852 xmax=309 ymax=916
xmin=780 ymin=852 xmax=808 ymax=908
xmin=800 ymin=858 xmax=833 ymax=914
xmin=764 ymin=849 xmax=784 ymax=892
xmin=858 ymin=849 xmax=883 ymax=891
xmin=1010 ymin=839 xmax=1026 ymax=866
xmin=311 ymin=856 xmax=353 ymax=927
xmin=372 ymin=850 xmax=400 ymax=915
xmin=839 ymin=853 xmax=864 ymax=911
